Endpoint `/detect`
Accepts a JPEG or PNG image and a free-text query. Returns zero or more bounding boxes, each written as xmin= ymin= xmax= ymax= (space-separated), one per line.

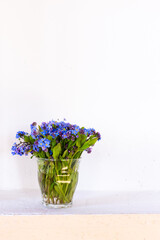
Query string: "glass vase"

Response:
xmin=37 ymin=158 xmax=80 ymax=208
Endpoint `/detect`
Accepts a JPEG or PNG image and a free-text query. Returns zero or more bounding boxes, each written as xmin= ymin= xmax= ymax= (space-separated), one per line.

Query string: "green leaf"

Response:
xmin=73 ymin=151 xmax=82 ymax=159
xmin=28 ymin=149 xmax=33 ymax=153
xmin=32 ymin=152 xmax=39 ymax=158
xmin=47 ymin=135 xmax=52 ymax=141
xmin=62 ymin=149 xmax=68 ymax=159
xmin=81 ymin=134 xmax=87 ymax=145
xmin=68 ymin=150 xmax=74 ymax=159
xmin=76 ymin=134 xmax=87 ymax=148
xmin=51 ymin=139 xmax=57 ymax=148
xmin=29 ymin=136 xmax=35 ymax=144
xmin=38 ymin=126 xmax=42 ymax=132
xmin=80 ymin=137 xmax=98 ymax=150
xmin=49 ymin=182 xmax=55 ymax=192
xmin=38 ymin=151 xmax=45 ymax=158
xmin=24 ymin=136 xmax=30 ymax=142
xmin=46 ymin=162 xmax=54 ymax=178
xmin=52 ymin=143 xmax=61 ymax=159
xmin=75 ymin=137 xmax=81 ymax=148
xmin=46 ymin=151 xmax=50 ymax=159
xmin=68 ymin=141 xmax=75 ymax=149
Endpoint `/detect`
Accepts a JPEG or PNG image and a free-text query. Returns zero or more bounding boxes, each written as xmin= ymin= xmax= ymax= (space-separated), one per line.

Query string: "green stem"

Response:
xmin=55 ymin=160 xmax=69 ymax=203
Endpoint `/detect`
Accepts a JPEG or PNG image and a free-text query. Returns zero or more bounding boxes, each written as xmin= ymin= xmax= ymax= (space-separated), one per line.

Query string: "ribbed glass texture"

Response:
xmin=37 ymin=158 xmax=80 ymax=208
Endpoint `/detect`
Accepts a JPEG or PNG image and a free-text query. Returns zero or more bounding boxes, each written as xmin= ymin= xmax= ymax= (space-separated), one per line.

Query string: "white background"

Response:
xmin=0 ymin=0 xmax=160 ymax=191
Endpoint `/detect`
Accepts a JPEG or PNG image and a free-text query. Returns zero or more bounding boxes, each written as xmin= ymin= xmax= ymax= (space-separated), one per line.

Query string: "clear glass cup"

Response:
xmin=37 ymin=158 xmax=80 ymax=208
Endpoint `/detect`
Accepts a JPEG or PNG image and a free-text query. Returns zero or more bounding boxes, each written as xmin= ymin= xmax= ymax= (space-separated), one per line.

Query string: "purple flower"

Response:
xmin=42 ymin=147 xmax=48 ymax=152
xmin=71 ymin=135 xmax=75 ymax=141
xmin=32 ymin=130 xmax=38 ymax=137
xmin=91 ymin=128 xmax=96 ymax=134
xmin=41 ymin=130 xmax=47 ymax=136
xmin=49 ymin=149 xmax=53 ymax=155
xmin=51 ymin=133 xmax=56 ymax=138
xmin=33 ymin=144 xmax=39 ymax=152
xmin=87 ymin=128 xmax=96 ymax=136
xmin=62 ymin=132 xmax=68 ymax=139
xmin=34 ymin=140 xmax=38 ymax=145
xmin=96 ymin=132 xmax=101 ymax=140
xmin=16 ymin=131 xmax=26 ymax=139
xmin=66 ymin=131 xmax=71 ymax=139
xmin=24 ymin=145 xmax=31 ymax=155
xmin=12 ymin=119 xmax=101 ymax=159
xmin=30 ymin=123 xmax=38 ymax=139
xmin=48 ymin=121 xmax=53 ymax=130
xmin=69 ymin=125 xmax=75 ymax=130
xmin=41 ymin=122 xmax=47 ymax=130
xmin=31 ymin=122 xmax=37 ymax=127
xmin=79 ymin=128 xmax=85 ymax=134
xmin=58 ymin=131 xmax=63 ymax=137
xmin=71 ymin=129 xmax=78 ymax=135
xmin=38 ymin=138 xmax=50 ymax=149
xmin=11 ymin=142 xmax=31 ymax=156
xmin=86 ymin=147 xmax=92 ymax=153
xmin=65 ymin=143 xmax=68 ymax=149
xmin=11 ymin=143 xmax=17 ymax=155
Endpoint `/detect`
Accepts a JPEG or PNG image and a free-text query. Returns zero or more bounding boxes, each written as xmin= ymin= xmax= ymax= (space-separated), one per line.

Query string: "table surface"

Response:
xmin=1 ymin=190 xmax=160 ymax=215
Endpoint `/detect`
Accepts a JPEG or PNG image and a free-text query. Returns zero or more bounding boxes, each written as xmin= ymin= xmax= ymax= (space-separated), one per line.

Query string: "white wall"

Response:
xmin=1 ymin=0 xmax=160 ymax=191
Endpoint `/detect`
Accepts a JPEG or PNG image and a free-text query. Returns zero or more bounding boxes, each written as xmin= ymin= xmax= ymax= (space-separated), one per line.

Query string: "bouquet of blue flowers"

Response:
xmin=11 ymin=120 xmax=101 ymax=207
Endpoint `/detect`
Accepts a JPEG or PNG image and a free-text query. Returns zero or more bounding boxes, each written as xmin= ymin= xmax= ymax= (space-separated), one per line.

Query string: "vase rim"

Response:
xmin=37 ymin=158 xmax=81 ymax=162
